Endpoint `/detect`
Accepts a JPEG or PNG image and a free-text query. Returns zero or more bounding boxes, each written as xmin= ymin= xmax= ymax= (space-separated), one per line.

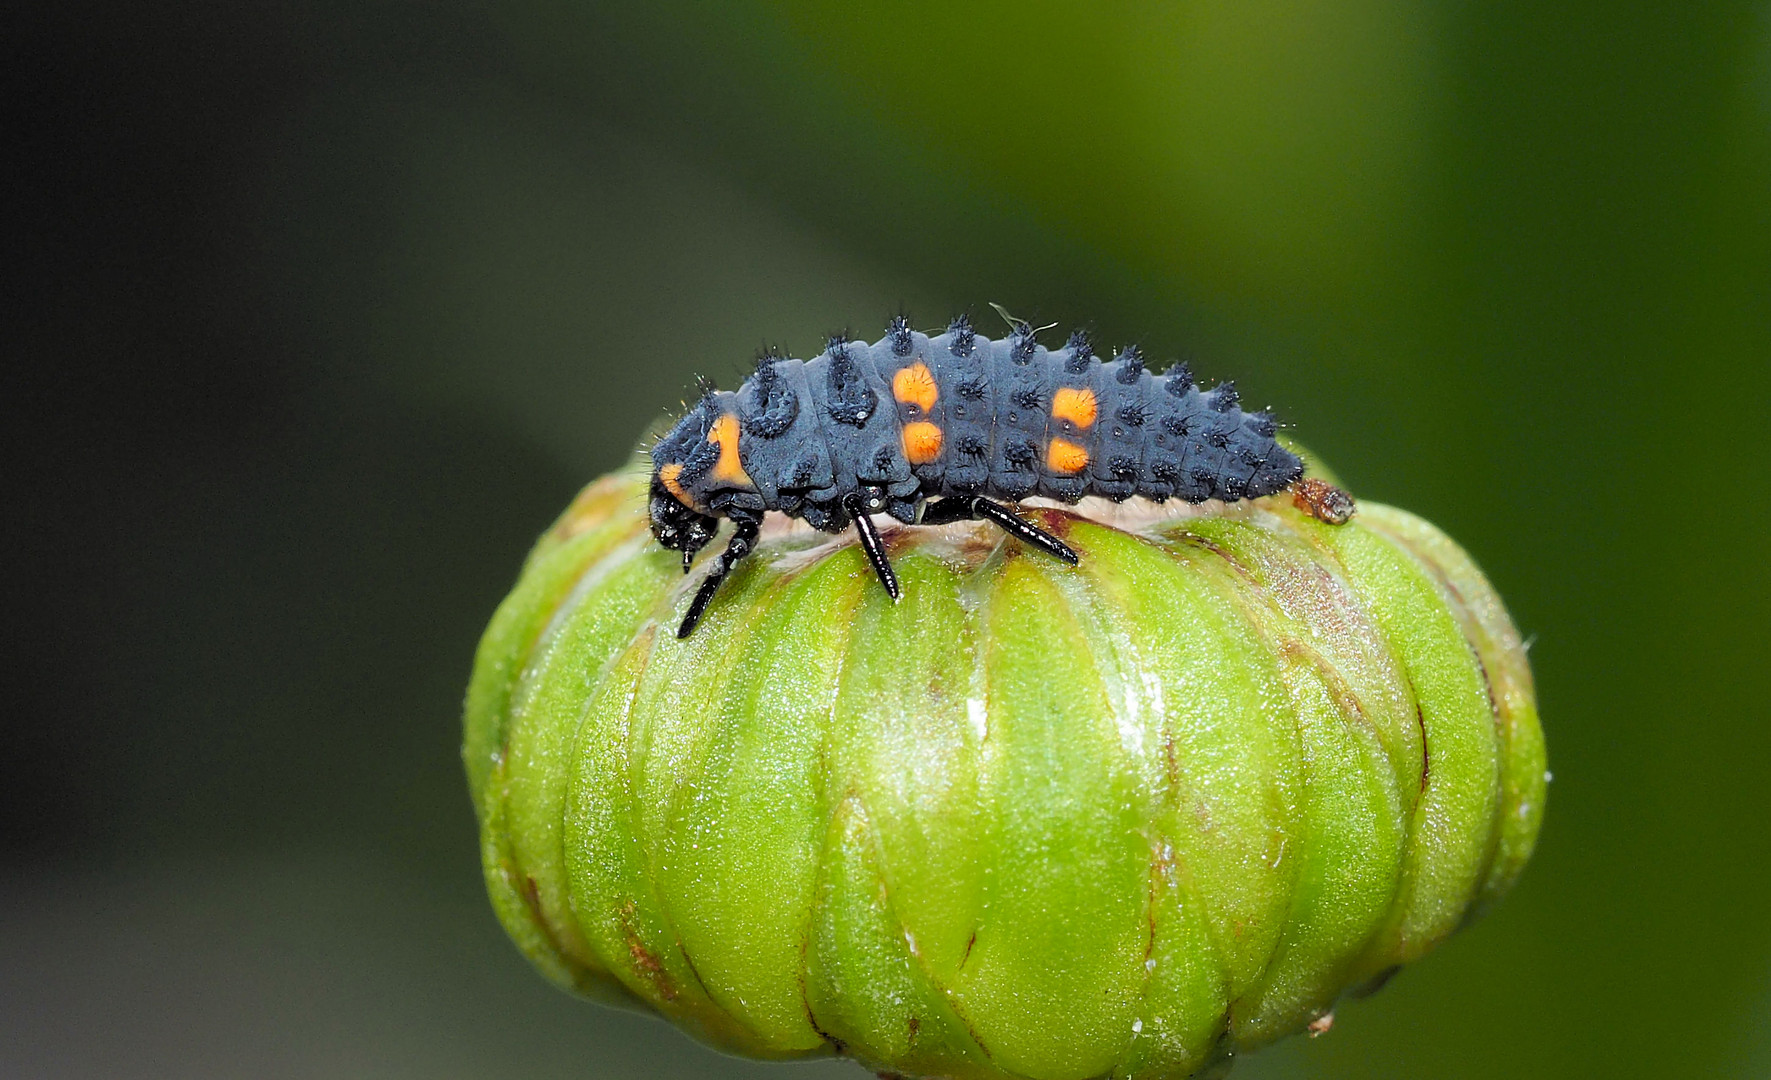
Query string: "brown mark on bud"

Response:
xmin=1177 ymin=534 xmax=1258 ymax=584
xmin=516 ymin=873 xmax=574 ymax=964
xmin=1307 ymin=1012 xmax=1335 ymax=1037
xmin=1292 ymin=477 xmax=1357 ymax=525
xmin=1031 ymin=506 xmax=1075 ymax=539
xmin=618 ymin=900 xmax=677 ymax=1001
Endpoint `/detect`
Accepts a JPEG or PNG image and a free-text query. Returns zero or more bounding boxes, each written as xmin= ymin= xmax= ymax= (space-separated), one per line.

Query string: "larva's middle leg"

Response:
xmin=844 ymin=494 xmax=901 ymax=601
xmin=920 ymin=497 xmax=1079 ymax=565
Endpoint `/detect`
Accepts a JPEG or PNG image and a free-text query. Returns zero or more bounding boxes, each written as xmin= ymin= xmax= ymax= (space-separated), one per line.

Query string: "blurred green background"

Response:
xmin=6 ymin=2 xmax=1769 ymax=1077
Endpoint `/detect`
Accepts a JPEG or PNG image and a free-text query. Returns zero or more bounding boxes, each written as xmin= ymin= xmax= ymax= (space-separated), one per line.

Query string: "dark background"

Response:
xmin=5 ymin=3 xmax=1769 ymax=1077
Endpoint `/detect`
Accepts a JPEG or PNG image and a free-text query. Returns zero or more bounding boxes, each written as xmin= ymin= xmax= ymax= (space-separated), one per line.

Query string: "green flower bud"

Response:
xmin=464 ymin=452 xmax=1545 ymax=1080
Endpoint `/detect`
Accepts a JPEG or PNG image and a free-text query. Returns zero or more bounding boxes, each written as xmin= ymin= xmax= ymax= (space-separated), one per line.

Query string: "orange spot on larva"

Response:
xmin=902 ymin=420 xmax=944 ymax=464
xmin=1047 ymin=437 xmax=1090 ymax=474
xmin=1050 ymin=386 xmax=1097 ymax=429
xmin=658 ymin=462 xmax=693 ymax=505
xmin=892 ymin=362 xmax=939 ymax=415
xmin=708 ymin=413 xmax=752 ymax=486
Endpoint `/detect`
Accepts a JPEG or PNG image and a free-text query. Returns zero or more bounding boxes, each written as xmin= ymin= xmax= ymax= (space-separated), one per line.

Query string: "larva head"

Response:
xmin=648 ymin=400 xmax=722 ymax=569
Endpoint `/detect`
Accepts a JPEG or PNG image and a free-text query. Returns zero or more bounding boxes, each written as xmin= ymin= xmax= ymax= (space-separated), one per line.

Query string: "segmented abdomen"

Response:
xmin=700 ymin=315 xmax=1302 ymax=529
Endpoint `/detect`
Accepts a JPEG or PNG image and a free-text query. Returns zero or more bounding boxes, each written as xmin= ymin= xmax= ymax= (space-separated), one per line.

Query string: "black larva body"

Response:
xmin=649 ymin=315 xmax=1308 ymax=636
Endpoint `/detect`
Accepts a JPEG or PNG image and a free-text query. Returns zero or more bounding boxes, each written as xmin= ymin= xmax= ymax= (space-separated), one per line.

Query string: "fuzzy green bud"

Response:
xmin=464 ymin=454 xmax=1544 ymax=1080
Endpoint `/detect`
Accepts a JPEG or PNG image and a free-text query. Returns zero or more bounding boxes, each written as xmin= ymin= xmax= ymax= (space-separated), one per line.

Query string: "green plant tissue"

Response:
xmin=465 ymin=450 xmax=1545 ymax=1080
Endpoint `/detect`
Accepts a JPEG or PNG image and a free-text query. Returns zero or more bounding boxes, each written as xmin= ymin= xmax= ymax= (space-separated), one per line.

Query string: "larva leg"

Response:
xmin=677 ymin=517 xmax=761 ymax=638
xmin=973 ymin=498 xmax=1080 ymax=564
xmin=844 ymin=494 xmax=902 ymax=601
xmin=920 ymin=497 xmax=1080 ymax=565
xmin=917 ymin=496 xmax=976 ymax=526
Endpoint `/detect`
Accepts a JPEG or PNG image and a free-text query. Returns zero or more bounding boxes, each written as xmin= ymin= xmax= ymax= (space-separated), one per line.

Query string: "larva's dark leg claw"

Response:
xmin=970 ymin=498 xmax=1079 ymax=565
xmin=678 ymin=518 xmax=760 ymax=638
xmin=679 ymin=575 xmax=723 ymax=638
xmin=845 ymin=495 xmax=901 ymax=600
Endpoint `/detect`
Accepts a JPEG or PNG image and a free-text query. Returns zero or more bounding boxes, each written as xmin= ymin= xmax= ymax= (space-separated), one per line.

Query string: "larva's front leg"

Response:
xmin=677 ymin=516 xmax=761 ymax=638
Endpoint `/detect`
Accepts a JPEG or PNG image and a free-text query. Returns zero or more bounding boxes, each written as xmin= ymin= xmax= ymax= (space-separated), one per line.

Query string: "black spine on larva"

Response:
xmin=739 ymin=352 xmax=798 ymax=437
xmin=887 ymin=313 xmax=914 ymax=357
xmin=822 ymin=336 xmax=875 ymax=426
xmin=1165 ymin=360 xmax=1194 ymax=396
xmin=1115 ymin=345 xmax=1145 ymax=384
xmin=1064 ymin=329 xmax=1094 ymax=374
xmin=948 ymin=314 xmax=976 ymax=357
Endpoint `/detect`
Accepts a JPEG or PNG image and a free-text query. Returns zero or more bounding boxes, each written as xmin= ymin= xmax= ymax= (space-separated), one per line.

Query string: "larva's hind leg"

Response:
xmin=677 ymin=516 xmax=760 ymax=638
xmin=844 ymin=494 xmax=902 ymax=602
xmin=973 ymin=498 xmax=1080 ymax=565
xmin=920 ymin=497 xmax=1079 ymax=566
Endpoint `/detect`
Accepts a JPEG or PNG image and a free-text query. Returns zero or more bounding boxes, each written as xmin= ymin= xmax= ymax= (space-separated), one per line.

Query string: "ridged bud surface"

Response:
xmin=464 ymin=456 xmax=1545 ymax=1080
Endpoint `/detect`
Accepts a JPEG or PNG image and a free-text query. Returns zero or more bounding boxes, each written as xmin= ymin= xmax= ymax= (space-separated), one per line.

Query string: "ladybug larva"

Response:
xmin=651 ymin=311 xmax=1334 ymax=637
